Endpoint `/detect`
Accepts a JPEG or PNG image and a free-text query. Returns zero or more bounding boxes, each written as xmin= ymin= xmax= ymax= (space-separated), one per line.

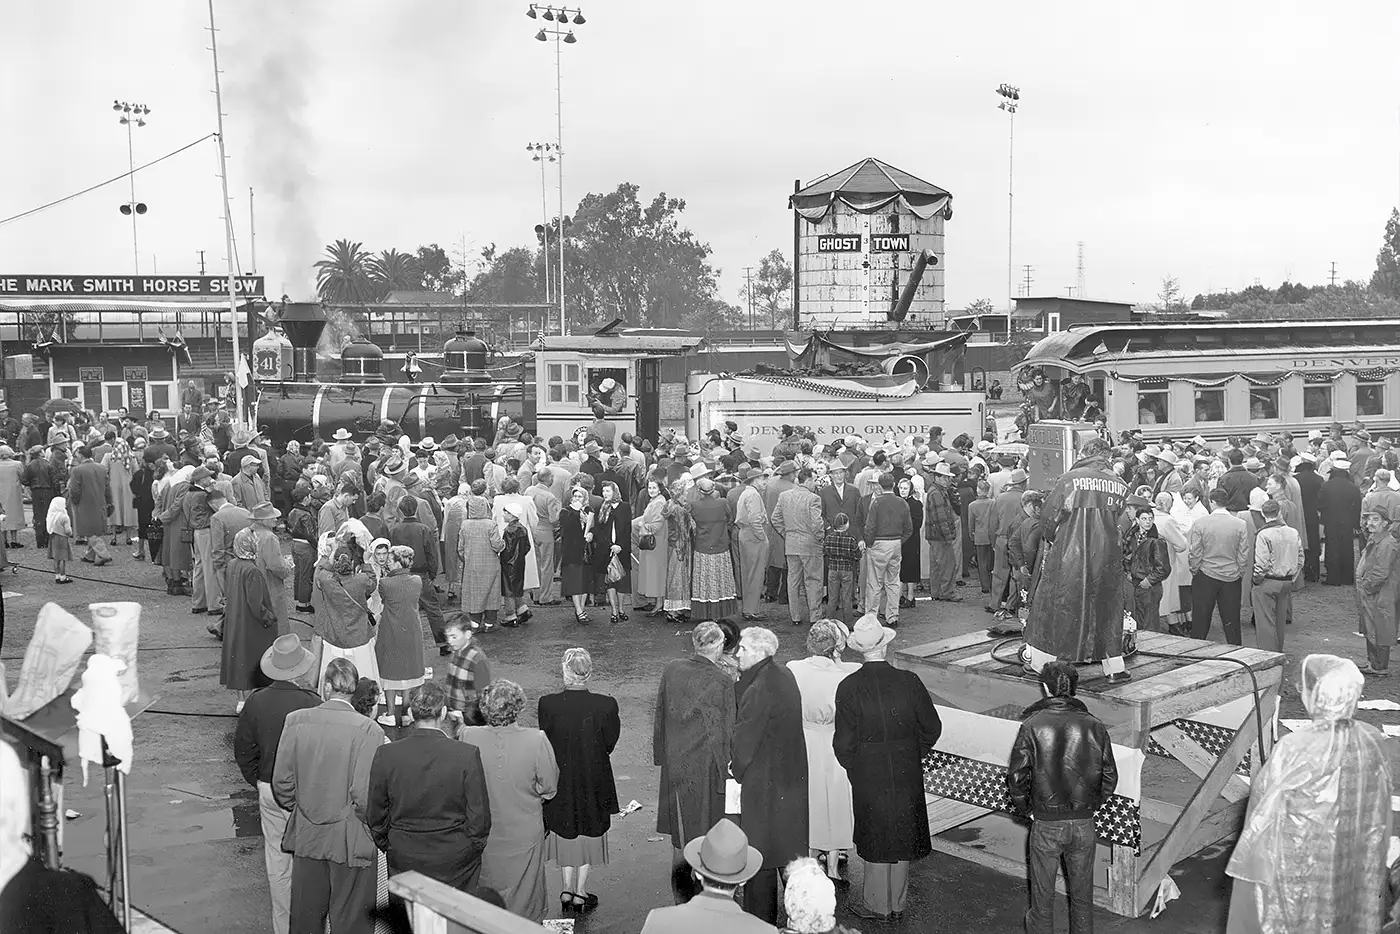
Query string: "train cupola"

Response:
xmin=279 ymin=302 xmax=328 ymax=382
xmin=341 ymin=337 xmax=385 ymax=384
xmin=443 ymin=328 xmax=491 ymax=386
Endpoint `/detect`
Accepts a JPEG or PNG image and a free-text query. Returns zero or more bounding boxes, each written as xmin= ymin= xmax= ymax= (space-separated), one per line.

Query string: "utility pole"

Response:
xmin=996 ymin=83 xmax=1020 ymax=314
xmin=207 ymin=0 xmax=244 ymax=423
xmin=1329 ymin=262 xmax=1338 ymax=287
xmin=1021 ymin=264 xmax=1035 ymax=297
xmin=197 ymin=250 xmax=206 ymax=275
xmin=743 ymin=265 xmax=755 ymax=330
xmin=249 ymin=187 xmax=257 ymax=274
xmin=1076 ymin=241 xmax=1086 ymax=298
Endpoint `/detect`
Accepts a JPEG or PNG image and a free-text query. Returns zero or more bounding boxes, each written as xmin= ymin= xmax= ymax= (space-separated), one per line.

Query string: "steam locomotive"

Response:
xmin=252 ymin=303 xmax=531 ymax=446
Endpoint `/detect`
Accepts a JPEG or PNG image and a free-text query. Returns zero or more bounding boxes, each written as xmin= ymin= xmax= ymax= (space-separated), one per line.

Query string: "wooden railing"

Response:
xmin=387 ymin=872 xmax=549 ymax=934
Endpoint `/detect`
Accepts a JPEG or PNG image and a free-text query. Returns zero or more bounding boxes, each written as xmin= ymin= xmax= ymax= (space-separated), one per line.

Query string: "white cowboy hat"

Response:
xmin=847 ymin=613 xmax=897 ymax=653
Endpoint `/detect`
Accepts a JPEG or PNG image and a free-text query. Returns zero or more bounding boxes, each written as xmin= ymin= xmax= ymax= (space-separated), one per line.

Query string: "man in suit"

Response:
xmin=761 ymin=461 xmax=797 ymax=603
xmin=272 ymin=658 xmax=386 ymax=934
xmin=771 ymin=468 xmax=825 ymax=627
xmin=234 ymin=635 xmax=322 ymax=934
xmin=733 ymin=467 xmax=769 ymax=620
xmin=207 ymin=488 xmax=253 ymax=635
xmin=639 ymin=819 xmax=778 ymax=934
xmin=818 ymin=463 xmax=865 ymax=605
xmin=367 ymin=682 xmax=491 ymax=890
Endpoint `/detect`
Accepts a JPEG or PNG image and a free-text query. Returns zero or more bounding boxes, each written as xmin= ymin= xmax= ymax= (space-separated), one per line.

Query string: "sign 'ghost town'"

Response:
xmin=0 ymin=275 xmax=265 ymax=297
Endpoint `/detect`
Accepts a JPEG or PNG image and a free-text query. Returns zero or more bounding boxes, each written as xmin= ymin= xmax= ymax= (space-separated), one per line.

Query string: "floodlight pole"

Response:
xmin=207 ymin=0 xmax=244 ymax=422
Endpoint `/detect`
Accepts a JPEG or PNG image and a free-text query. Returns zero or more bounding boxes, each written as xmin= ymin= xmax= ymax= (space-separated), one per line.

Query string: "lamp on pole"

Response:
xmin=995 ymin=83 xmax=1019 ymax=322
xmin=528 ymin=4 xmax=585 ymax=336
xmin=527 ymin=142 xmax=557 ymax=305
xmin=113 ymin=101 xmax=151 ymax=273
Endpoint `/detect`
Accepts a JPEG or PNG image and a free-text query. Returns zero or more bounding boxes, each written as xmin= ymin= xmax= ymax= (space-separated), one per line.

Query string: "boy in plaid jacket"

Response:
xmin=823 ymin=513 xmax=861 ymax=624
xmin=444 ymin=616 xmax=492 ymax=724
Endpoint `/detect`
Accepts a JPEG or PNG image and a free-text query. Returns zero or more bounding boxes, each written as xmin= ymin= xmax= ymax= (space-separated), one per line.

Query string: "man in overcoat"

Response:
xmin=834 ymin=614 xmax=942 ymax=923
xmin=654 ymin=622 xmax=735 ymax=900
xmin=367 ymin=682 xmax=491 ymax=890
xmin=732 ymin=626 xmax=808 ymax=925
xmin=272 ymin=658 xmax=386 ymax=934
xmin=771 ymin=469 xmax=825 ymax=626
xmin=1024 ymin=439 xmax=1131 ymax=683
xmin=1294 ymin=455 xmax=1323 ymax=582
xmin=762 ymin=461 xmax=797 ymax=603
xmin=67 ymin=445 xmax=112 ymax=565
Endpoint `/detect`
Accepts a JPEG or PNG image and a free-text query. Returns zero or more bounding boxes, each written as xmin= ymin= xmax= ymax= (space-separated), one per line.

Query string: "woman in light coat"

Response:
xmin=1152 ymin=492 xmax=1190 ymax=631
xmin=0 ymin=446 xmax=23 ymax=548
xmin=632 ymin=479 xmax=669 ymax=611
xmin=459 ymin=496 xmax=505 ymax=631
xmin=102 ymin=438 xmax=137 ymax=546
xmin=786 ymin=620 xmax=860 ymax=881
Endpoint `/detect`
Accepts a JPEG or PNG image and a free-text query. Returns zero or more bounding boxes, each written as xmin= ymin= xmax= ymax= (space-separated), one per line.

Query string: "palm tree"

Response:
xmin=314 ymin=239 xmax=378 ymax=303
xmin=367 ymin=248 xmax=422 ymax=295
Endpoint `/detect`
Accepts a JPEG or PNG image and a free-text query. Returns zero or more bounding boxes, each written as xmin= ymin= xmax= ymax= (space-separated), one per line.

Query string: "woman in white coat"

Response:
xmin=1152 ymin=492 xmax=1190 ymax=632
xmin=491 ymin=476 xmax=541 ymax=594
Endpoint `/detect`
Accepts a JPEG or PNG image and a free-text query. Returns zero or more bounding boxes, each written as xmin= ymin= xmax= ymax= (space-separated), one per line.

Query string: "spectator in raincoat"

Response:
xmin=1355 ymin=505 xmax=1400 ymax=677
xmin=1024 ymin=439 xmax=1131 ymax=683
xmin=1225 ymin=654 xmax=1392 ymax=933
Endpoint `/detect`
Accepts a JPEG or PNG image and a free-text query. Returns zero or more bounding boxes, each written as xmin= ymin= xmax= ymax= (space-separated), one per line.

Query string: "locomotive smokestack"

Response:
xmin=279 ymin=302 xmax=328 ymax=381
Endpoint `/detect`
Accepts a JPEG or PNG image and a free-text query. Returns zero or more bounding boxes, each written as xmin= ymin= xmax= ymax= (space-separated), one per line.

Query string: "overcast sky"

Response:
xmin=2 ymin=0 xmax=1398 ymax=312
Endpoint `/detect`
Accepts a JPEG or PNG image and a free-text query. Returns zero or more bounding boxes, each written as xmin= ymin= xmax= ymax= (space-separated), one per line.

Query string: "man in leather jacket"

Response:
xmin=1006 ymin=661 xmax=1117 ymax=934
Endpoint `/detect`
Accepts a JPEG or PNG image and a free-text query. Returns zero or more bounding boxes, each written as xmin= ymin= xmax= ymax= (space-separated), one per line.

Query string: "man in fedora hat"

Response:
xmin=185 ymin=466 xmax=218 ymax=616
xmin=762 ymin=461 xmax=798 ymax=604
xmin=733 ymin=466 xmax=770 ymax=619
xmin=234 ymin=634 xmax=321 ymax=934
xmin=143 ymin=423 xmax=176 ymax=465
xmin=835 ymin=614 xmax=942 ymax=922
xmin=327 ymin=427 xmax=355 ymax=471
xmin=925 ymin=462 xmax=962 ymax=602
xmin=639 ymin=819 xmax=777 ymax=934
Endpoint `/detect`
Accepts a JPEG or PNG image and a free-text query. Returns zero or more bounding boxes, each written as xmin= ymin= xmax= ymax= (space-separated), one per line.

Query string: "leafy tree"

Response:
xmin=1372 ymin=208 xmax=1400 ymax=299
xmin=315 ymin=239 xmax=378 ymax=303
xmin=415 ymin=243 xmax=466 ymax=296
xmin=1157 ymin=275 xmax=1186 ymax=312
xmin=966 ymin=297 xmax=996 ymax=316
xmin=747 ymin=249 xmax=793 ymax=329
xmin=563 ymin=183 xmax=722 ymax=326
xmin=682 ymin=297 xmax=744 ymax=332
xmin=367 ymin=248 xmax=422 ymax=295
xmin=464 ymin=246 xmax=543 ymax=304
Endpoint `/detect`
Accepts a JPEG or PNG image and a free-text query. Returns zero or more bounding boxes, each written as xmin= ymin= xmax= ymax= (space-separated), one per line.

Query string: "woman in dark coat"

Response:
xmin=733 ymin=627 xmax=810 ymax=924
xmin=285 ymin=484 xmax=318 ymax=612
xmin=897 ymin=476 xmax=923 ymax=606
xmin=130 ymin=456 xmax=157 ymax=561
xmin=219 ymin=528 xmax=277 ymax=710
xmin=1318 ymin=463 xmax=1362 ymax=585
xmin=539 ymin=648 xmax=620 ymax=913
xmin=590 ymin=481 xmax=631 ymax=624
xmin=559 ymin=488 xmax=595 ymax=624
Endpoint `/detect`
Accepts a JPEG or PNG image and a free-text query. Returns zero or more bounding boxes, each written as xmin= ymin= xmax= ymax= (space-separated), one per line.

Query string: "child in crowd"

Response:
xmin=498 ymin=502 xmax=533 ymax=628
xmin=46 ymin=496 xmax=72 ymax=584
xmin=822 ymin=512 xmax=860 ymax=625
xmin=967 ymin=480 xmax=994 ymax=594
xmin=444 ymin=614 xmax=492 ymax=725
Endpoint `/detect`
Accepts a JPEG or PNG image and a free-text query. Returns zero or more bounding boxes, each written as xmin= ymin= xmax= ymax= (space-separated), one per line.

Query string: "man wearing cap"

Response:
xmin=924 ymin=462 xmax=961 ymax=602
xmin=1356 ymin=506 xmax=1400 ymax=677
xmin=762 ymin=461 xmax=797 ymax=604
xmin=1251 ymin=498 xmax=1301 ymax=653
xmin=1027 ymin=440 xmax=1133 ymax=682
xmin=231 ymin=454 xmax=268 ymax=512
xmin=273 ymin=658 xmax=386 ymax=934
xmin=1319 ymin=458 xmax=1362 ymax=586
xmin=234 ymin=634 xmax=321 ymax=934
xmin=863 ymin=473 xmax=913 ymax=626
xmin=771 ymin=468 xmax=825 ymax=627
xmin=986 ymin=467 xmax=1029 ymax=618
xmin=733 ymin=466 xmax=769 ymax=620
xmin=1350 ymin=429 xmax=1375 ymax=486
xmin=639 ymin=819 xmax=776 ymax=934
xmin=835 ymin=614 xmax=942 ymax=922
xmin=184 ymin=467 xmax=217 ymax=615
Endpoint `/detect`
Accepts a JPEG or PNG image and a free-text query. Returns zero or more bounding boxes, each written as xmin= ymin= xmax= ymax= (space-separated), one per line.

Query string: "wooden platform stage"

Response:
xmin=895 ymin=629 xmax=1284 ymax=918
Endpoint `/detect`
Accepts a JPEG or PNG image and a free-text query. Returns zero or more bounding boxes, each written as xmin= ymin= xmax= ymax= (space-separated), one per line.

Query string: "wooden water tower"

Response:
xmin=790 ymin=158 xmax=953 ymax=330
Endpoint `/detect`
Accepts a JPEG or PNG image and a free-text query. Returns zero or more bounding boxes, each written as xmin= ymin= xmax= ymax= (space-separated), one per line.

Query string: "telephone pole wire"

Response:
xmin=1021 ymin=264 xmax=1034 ymax=297
xmin=1329 ymin=261 xmax=1338 ymax=287
xmin=743 ymin=266 xmax=755 ymax=330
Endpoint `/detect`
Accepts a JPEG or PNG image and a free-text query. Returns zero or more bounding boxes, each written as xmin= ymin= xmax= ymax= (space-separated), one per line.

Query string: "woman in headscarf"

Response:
xmin=688 ymin=477 xmax=736 ymax=621
xmin=285 ymin=484 xmax=318 ymax=614
xmin=559 ymin=486 xmax=595 ymax=624
xmin=591 ymin=480 xmax=632 ymax=625
xmin=632 ymin=479 xmax=669 ymax=613
xmin=459 ymin=495 xmax=504 ymax=632
xmin=786 ymin=620 xmax=860 ymax=881
xmin=1225 ymin=654 xmax=1392 ymax=933
xmin=458 ymin=680 xmax=560 ymax=922
xmin=102 ymin=437 xmax=137 ymax=549
xmin=375 ymin=543 xmax=425 ymax=728
xmin=312 ymin=542 xmax=380 ymax=685
xmin=0 ymin=446 xmax=23 ymax=548
xmin=1152 ymin=492 xmax=1191 ymax=633
xmin=157 ymin=462 xmax=195 ymax=596
xmin=220 ymin=527 xmax=277 ymax=712
xmin=661 ymin=480 xmax=693 ymax=623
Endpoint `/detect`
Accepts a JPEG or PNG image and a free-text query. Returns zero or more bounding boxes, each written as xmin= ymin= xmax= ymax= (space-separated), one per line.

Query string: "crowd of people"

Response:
xmin=3 ymin=391 xmax=1399 ymax=933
